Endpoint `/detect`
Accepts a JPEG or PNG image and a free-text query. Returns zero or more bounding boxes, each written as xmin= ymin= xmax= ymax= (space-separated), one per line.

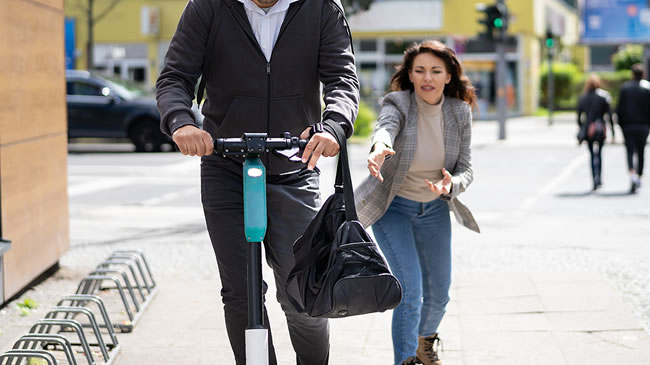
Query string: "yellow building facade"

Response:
xmin=348 ymin=0 xmax=585 ymax=116
xmin=64 ymin=0 xmax=187 ymax=88
xmin=65 ymin=0 xmax=585 ymax=116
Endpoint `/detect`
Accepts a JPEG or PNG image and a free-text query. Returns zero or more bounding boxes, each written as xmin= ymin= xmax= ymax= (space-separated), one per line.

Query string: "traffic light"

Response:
xmin=545 ymin=30 xmax=555 ymax=48
xmin=477 ymin=3 xmax=509 ymax=41
xmin=492 ymin=3 xmax=508 ymax=31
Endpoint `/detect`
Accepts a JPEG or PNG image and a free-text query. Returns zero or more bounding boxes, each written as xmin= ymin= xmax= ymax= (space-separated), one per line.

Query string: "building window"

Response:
xmin=359 ymin=40 xmax=377 ymax=52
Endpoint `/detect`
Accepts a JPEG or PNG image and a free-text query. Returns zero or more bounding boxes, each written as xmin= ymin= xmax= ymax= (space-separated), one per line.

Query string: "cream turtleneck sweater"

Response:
xmin=397 ymin=94 xmax=445 ymax=202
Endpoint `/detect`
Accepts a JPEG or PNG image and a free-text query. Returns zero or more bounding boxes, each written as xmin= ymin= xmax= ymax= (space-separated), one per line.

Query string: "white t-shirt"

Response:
xmin=237 ymin=0 xmax=299 ymax=61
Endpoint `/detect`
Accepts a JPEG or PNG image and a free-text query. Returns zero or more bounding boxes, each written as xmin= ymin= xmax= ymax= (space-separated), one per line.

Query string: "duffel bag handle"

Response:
xmin=323 ymin=120 xmax=358 ymax=222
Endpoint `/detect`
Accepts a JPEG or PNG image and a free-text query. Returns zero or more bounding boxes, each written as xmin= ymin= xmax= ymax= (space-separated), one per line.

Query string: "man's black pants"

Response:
xmin=201 ymin=156 xmax=329 ymax=365
xmin=622 ymin=125 xmax=650 ymax=177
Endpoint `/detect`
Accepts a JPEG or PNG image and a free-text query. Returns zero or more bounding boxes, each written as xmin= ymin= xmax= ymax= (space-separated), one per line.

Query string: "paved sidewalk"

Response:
xmin=112 ymin=271 xmax=650 ymax=364
xmin=2 ymin=115 xmax=650 ymax=364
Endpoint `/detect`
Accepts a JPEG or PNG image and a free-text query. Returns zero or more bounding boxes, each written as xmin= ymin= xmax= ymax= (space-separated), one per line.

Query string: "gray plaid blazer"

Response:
xmin=354 ymin=90 xmax=480 ymax=233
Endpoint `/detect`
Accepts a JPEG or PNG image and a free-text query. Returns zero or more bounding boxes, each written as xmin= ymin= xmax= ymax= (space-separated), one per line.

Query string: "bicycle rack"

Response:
xmin=74 ymin=251 xmax=157 ymax=333
xmin=11 ymin=334 xmax=76 ymax=365
xmin=56 ymin=295 xmax=119 ymax=348
xmin=0 ymin=250 xmax=155 ymax=363
xmin=0 ymin=348 xmax=59 ymax=365
xmin=28 ymin=319 xmax=94 ymax=364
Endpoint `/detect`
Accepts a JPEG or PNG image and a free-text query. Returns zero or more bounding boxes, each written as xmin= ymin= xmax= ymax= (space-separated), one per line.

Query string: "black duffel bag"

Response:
xmin=285 ymin=121 xmax=402 ymax=318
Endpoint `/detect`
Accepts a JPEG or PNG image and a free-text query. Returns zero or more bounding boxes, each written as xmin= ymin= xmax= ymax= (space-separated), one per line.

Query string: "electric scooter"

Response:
xmin=213 ymin=132 xmax=308 ymax=365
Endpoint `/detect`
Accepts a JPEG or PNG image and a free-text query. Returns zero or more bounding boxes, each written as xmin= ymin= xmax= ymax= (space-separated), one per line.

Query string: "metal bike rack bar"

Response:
xmin=106 ymin=254 xmax=152 ymax=294
xmin=45 ymin=307 xmax=110 ymax=363
xmin=72 ymin=251 xmax=157 ymax=332
xmin=56 ymin=295 xmax=119 ymax=347
xmin=76 ymin=275 xmax=135 ymax=326
xmin=12 ymin=334 xmax=76 ymax=365
xmin=29 ymin=319 xmax=94 ymax=364
xmin=88 ymin=268 xmax=140 ymax=312
xmin=110 ymin=251 xmax=156 ymax=290
xmin=96 ymin=260 xmax=146 ymax=302
xmin=0 ymin=348 xmax=59 ymax=365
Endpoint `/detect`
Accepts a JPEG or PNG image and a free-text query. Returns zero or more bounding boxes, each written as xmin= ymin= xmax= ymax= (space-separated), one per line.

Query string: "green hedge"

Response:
xmin=353 ymin=100 xmax=377 ymax=137
xmin=539 ymin=62 xmax=583 ymax=110
xmin=540 ymin=63 xmax=632 ymax=111
xmin=612 ymin=45 xmax=643 ymax=71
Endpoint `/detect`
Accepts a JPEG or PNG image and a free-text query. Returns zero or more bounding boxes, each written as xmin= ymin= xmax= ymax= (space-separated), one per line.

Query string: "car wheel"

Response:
xmin=130 ymin=120 xmax=164 ymax=152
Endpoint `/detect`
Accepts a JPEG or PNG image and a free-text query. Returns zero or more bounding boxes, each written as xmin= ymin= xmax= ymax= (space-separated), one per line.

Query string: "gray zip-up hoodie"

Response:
xmin=156 ymin=0 xmax=359 ymax=174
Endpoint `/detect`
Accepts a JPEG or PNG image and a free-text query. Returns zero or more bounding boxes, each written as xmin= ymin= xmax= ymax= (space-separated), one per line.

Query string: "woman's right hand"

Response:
xmin=368 ymin=142 xmax=395 ymax=182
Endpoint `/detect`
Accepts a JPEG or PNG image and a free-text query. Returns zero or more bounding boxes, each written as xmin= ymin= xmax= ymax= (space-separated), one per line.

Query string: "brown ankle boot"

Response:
xmin=401 ymin=356 xmax=419 ymax=365
xmin=415 ymin=334 xmax=443 ymax=365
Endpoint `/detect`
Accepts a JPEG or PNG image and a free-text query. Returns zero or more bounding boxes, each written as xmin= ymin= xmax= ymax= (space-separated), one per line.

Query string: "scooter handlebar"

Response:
xmin=213 ymin=133 xmax=307 ymax=156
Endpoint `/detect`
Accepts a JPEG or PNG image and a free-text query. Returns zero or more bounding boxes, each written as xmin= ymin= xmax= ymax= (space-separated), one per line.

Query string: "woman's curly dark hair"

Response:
xmin=390 ymin=40 xmax=476 ymax=108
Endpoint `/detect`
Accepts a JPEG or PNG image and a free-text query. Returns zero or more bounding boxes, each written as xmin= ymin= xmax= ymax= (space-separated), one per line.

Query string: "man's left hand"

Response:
xmin=300 ymin=127 xmax=340 ymax=170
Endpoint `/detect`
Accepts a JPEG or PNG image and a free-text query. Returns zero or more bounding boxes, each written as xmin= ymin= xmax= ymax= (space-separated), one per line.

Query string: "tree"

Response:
xmin=66 ymin=0 xmax=122 ymax=70
xmin=612 ymin=45 xmax=643 ymax=72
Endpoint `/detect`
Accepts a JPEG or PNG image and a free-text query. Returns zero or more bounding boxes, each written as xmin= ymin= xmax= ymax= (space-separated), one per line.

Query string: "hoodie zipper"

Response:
xmin=266 ymin=62 xmax=272 ymax=171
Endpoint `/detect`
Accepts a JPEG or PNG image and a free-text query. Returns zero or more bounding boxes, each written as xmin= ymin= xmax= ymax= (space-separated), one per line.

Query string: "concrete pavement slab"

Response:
xmin=460 ymin=331 xmax=568 ymax=365
xmin=555 ymin=331 xmax=650 ymax=365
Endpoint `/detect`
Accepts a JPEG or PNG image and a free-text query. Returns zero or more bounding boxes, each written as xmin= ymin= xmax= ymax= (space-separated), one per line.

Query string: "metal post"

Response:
xmin=87 ymin=0 xmax=94 ymax=70
xmin=0 ymin=239 xmax=10 ymax=305
xmin=247 ymin=243 xmax=264 ymax=329
xmin=645 ymin=44 xmax=650 ymax=80
xmin=548 ymin=45 xmax=554 ymax=125
xmin=495 ymin=0 xmax=508 ymax=140
xmin=496 ymin=41 xmax=507 ymax=140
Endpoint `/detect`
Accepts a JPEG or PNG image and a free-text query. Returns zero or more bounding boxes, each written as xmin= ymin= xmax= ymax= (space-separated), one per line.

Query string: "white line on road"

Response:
xmin=513 ymin=151 xmax=588 ymax=217
xmin=68 ymin=178 xmax=135 ymax=197
xmin=137 ymin=186 xmax=200 ymax=206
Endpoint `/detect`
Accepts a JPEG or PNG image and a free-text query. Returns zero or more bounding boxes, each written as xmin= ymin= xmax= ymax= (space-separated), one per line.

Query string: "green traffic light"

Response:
xmin=546 ymin=38 xmax=555 ymax=48
xmin=494 ymin=18 xmax=504 ymax=28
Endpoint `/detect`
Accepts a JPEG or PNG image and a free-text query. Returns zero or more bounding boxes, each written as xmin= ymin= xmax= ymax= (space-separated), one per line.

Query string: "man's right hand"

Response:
xmin=172 ymin=125 xmax=214 ymax=156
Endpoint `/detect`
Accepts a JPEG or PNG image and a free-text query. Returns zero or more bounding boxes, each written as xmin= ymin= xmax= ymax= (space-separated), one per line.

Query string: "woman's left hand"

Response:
xmin=425 ymin=168 xmax=453 ymax=195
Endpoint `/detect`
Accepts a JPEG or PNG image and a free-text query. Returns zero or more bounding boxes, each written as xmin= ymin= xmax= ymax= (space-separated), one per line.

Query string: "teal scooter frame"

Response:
xmin=213 ymin=132 xmax=307 ymax=365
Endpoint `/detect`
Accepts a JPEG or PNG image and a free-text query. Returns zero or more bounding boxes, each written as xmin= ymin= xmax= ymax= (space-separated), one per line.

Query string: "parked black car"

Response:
xmin=66 ymin=70 xmax=202 ymax=152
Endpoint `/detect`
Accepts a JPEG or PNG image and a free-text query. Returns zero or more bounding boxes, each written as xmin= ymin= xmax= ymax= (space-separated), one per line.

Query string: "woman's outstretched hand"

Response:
xmin=425 ymin=168 xmax=453 ymax=195
xmin=368 ymin=143 xmax=395 ymax=182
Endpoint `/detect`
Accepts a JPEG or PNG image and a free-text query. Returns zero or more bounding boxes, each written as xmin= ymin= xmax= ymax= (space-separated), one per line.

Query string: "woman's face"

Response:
xmin=409 ymin=53 xmax=451 ymax=105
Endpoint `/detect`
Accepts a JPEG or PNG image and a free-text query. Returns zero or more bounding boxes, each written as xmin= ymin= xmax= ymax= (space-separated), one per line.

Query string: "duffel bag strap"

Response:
xmin=324 ymin=120 xmax=358 ymax=222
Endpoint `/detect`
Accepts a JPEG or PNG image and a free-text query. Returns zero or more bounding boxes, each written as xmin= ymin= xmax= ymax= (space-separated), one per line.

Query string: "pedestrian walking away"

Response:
xmin=354 ymin=40 xmax=480 ymax=365
xmin=576 ymin=74 xmax=614 ymax=191
xmin=616 ymin=63 xmax=650 ymax=194
xmin=155 ymin=0 xmax=359 ymax=363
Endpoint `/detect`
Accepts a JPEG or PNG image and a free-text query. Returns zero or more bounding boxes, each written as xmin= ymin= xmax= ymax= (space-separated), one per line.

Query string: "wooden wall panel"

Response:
xmin=0 ymin=0 xmax=69 ymax=301
xmin=33 ymin=0 xmax=64 ymax=10
xmin=0 ymin=0 xmax=67 ymax=146
xmin=1 ymin=135 xmax=69 ymax=298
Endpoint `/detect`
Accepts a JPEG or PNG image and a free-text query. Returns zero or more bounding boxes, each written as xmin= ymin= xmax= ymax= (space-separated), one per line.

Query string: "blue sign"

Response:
xmin=65 ymin=17 xmax=76 ymax=69
xmin=580 ymin=0 xmax=650 ymax=44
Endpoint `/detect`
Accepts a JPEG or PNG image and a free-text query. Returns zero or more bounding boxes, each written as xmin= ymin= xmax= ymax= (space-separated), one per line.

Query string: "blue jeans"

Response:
xmin=372 ymin=195 xmax=452 ymax=365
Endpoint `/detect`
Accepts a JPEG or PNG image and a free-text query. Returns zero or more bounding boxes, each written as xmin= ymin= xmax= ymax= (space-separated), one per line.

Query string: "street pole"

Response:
xmin=496 ymin=0 xmax=507 ymax=140
xmin=643 ymin=43 xmax=650 ymax=80
xmin=496 ymin=41 xmax=507 ymax=140
xmin=547 ymin=45 xmax=554 ymax=125
xmin=87 ymin=0 xmax=94 ymax=70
